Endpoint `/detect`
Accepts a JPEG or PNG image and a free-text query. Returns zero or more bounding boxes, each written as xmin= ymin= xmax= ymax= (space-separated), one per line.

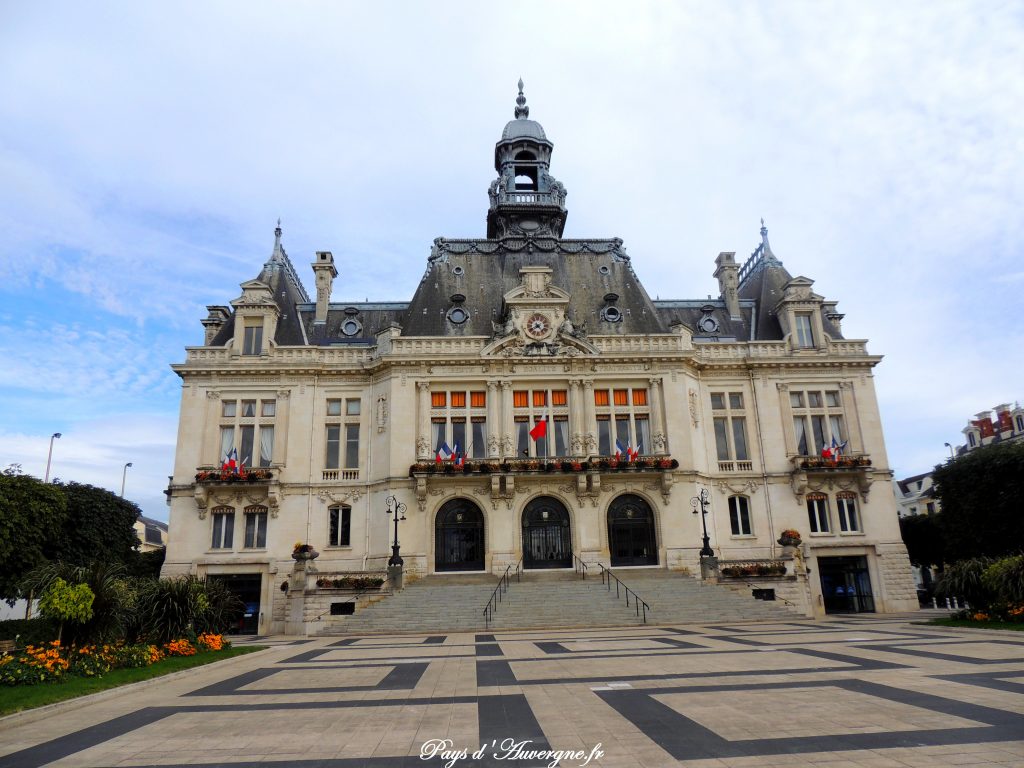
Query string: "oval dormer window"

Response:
xmin=599 ymin=265 xmax=611 ymax=275
xmin=452 ymin=266 xmax=465 ymax=276
xmin=447 ymin=307 xmax=470 ymax=325
xmin=341 ymin=319 xmax=362 ymax=337
xmin=602 ymin=306 xmax=622 ymax=323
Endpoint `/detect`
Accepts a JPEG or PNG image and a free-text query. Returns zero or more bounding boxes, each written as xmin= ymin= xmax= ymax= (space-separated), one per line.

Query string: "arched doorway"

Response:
xmin=522 ymin=497 xmax=572 ymax=569
xmin=608 ymin=494 xmax=658 ymax=566
xmin=435 ymin=499 xmax=485 ymax=572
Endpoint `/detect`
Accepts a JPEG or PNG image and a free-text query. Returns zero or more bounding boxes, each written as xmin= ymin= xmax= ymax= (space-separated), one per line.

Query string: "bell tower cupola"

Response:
xmin=486 ymin=80 xmax=568 ymax=239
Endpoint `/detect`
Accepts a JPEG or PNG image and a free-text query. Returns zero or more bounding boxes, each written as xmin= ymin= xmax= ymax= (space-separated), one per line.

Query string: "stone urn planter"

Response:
xmin=292 ymin=547 xmax=320 ymax=562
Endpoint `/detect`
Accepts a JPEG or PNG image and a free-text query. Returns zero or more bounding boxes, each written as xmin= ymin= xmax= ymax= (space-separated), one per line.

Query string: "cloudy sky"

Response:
xmin=2 ymin=2 xmax=1022 ymax=521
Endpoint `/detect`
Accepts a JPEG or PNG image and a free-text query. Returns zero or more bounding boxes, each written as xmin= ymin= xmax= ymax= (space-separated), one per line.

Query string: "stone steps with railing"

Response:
xmin=318 ymin=565 xmax=800 ymax=636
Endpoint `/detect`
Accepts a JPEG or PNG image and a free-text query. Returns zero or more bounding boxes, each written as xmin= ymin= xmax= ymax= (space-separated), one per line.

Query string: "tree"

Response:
xmin=0 ymin=469 xmax=67 ymax=599
xmin=38 ymin=577 xmax=94 ymax=645
xmin=932 ymin=440 xmax=1024 ymax=559
xmin=53 ymin=481 xmax=142 ymax=569
xmin=899 ymin=513 xmax=949 ymax=571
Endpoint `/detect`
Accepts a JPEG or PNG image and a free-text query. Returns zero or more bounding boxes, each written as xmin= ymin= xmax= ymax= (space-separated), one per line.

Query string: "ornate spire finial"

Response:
xmin=273 ymin=219 xmax=283 ymax=253
xmin=760 ymin=217 xmax=769 ymax=245
xmin=514 ymin=78 xmax=529 ymax=119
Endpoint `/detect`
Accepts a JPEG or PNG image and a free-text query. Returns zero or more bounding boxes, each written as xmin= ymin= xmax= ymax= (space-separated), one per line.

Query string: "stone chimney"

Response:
xmin=201 ymin=306 xmax=231 ymax=346
xmin=311 ymin=251 xmax=337 ymax=325
xmin=713 ymin=252 xmax=741 ymax=320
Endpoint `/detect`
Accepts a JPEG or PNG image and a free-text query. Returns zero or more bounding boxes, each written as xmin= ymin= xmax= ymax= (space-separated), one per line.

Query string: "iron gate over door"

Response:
xmin=522 ymin=497 xmax=572 ymax=569
xmin=435 ymin=499 xmax=485 ymax=571
xmin=608 ymin=494 xmax=658 ymax=566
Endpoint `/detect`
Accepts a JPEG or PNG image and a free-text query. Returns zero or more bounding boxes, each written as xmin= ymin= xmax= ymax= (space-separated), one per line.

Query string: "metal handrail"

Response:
xmin=572 ymin=553 xmax=588 ymax=580
xmin=596 ymin=563 xmax=650 ymax=623
xmin=482 ymin=558 xmax=522 ymax=629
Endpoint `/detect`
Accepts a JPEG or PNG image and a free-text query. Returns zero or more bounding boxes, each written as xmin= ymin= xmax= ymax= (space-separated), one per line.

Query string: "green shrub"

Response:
xmin=982 ymin=555 xmax=1024 ymax=605
xmin=936 ymin=557 xmax=995 ymax=606
xmin=139 ymin=576 xmax=243 ymax=644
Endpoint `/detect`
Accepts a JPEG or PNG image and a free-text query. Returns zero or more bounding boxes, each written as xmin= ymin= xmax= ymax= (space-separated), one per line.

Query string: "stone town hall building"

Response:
xmin=163 ymin=85 xmax=917 ymax=633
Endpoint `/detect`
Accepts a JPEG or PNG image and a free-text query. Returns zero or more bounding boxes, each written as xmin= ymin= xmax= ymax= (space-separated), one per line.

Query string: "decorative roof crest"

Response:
xmin=514 ymin=78 xmax=529 ymax=119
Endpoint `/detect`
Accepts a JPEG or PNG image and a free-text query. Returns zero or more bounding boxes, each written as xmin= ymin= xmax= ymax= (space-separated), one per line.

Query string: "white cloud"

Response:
xmin=0 ymin=0 xmax=1022 ymax=485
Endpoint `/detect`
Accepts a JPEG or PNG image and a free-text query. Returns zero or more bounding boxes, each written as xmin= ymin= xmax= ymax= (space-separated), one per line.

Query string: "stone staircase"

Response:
xmin=318 ymin=568 xmax=800 ymax=636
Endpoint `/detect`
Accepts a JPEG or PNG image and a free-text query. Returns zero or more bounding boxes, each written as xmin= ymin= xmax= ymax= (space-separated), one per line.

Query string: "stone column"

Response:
xmin=500 ymin=381 xmax=514 ymax=458
xmin=201 ymin=391 xmax=221 ymax=467
xmin=274 ymin=389 xmax=291 ymax=465
xmin=838 ymin=381 xmax=864 ymax=454
xmin=583 ymin=381 xmax=597 ymax=456
xmin=648 ymin=376 xmax=666 ymax=454
xmin=487 ymin=381 xmax=500 ymax=458
xmin=777 ymin=382 xmax=796 ymax=456
xmin=416 ymin=382 xmax=431 ymax=460
xmin=569 ymin=379 xmax=583 ymax=456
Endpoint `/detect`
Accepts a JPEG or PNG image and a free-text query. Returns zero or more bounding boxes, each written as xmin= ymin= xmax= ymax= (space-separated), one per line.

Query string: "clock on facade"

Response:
xmin=524 ymin=313 xmax=551 ymax=339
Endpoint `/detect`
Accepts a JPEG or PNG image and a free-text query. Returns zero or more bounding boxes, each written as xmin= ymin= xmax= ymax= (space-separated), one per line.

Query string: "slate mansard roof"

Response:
xmin=207 ymin=85 xmax=844 ymax=350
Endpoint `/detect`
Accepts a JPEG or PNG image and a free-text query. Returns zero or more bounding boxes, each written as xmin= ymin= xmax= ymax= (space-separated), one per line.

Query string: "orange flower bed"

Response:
xmin=163 ymin=639 xmax=197 ymax=657
xmin=196 ymin=633 xmax=226 ymax=651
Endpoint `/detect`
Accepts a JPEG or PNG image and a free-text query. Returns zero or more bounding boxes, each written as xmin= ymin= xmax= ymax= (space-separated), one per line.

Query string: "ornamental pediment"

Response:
xmin=232 ymin=279 xmax=275 ymax=307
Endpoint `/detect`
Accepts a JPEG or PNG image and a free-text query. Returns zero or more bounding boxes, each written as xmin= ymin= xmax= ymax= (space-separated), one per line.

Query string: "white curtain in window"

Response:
xmin=829 ymin=416 xmax=844 ymax=444
xmin=555 ymin=419 xmax=569 ymax=456
xmin=220 ymin=427 xmax=234 ymax=464
xmin=793 ymin=417 xmax=807 ymax=456
xmin=259 ymin=426 xmax=274 ymax=467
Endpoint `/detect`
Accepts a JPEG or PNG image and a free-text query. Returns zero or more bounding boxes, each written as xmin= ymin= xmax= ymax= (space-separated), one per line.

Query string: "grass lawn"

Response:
xmin=1 ymin=646 xmax=265 ymax=716
xmin=920 ymin=618 xmax=1024 ymax=631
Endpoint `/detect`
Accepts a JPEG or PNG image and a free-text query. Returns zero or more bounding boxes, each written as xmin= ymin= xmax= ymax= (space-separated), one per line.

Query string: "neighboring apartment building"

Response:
xmin=162 ymin=84 xmax=917 ymax=633
xmin=135 ymin=515 xmax=168 ymax=552
xmin=893 ymin=472 xmax=940 ymax=519
xmin=956 ymin=403 xmax=1024 ymax=455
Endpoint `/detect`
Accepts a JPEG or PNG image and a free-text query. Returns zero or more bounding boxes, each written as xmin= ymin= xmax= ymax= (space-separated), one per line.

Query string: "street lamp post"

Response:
xmin=44 ymin=433 xmax=61 ymax=482
xmin=121 ymin=462 xmax=133 ymax=497
xmin=386 ymin=495 xmax=407 ymax=567
xmin=690 ymin=488 xmax=715 ymax=558
xmin=944 ymin=442 xmax=955 ymax=461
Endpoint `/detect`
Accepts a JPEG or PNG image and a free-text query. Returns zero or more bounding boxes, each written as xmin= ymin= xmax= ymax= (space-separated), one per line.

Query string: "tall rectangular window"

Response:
xmin=211 ymin=509 xmax=234 ymax=549
xmin=329 ymin=506 xmax=351 ymax=547
xmin=451 ymin=419 xmax=467 ymax=455
xmin=794 ymin=314 xmax=814 ymax=348
xmin=837 ymin=494 xmax=860 ymax=532
xmin=807 ymin=495 xmax=830 ymax=533
xmin=471 ymin=418 xmax=487 ymax=459
xmin=728 ymin=496 xmax=752 ymax=536
xmin=511 ymin=386 xmax=572 ymax=458
xmin=792 ymin=389 xmax=847 ymax=456
xmin=244 ymin=508 xmax=267 ymax=548
xmin=515 ymin=417 xmax=529 ymax=456
xmin=593 ymin=386 xmax=651 ymax=457
xmin=239 ymin=425 xmax=255 ymax=469
xmin=711 ymin=392 xmax=748 ymax=462
xmin=431 ymin=389 xmax=489 ymax=458
xmin=344 ymin=424 xmax=359 ymax=468
xmin=258 ymin=426 xmax=274 ymax=467
xmin=242 ymin=323 xmax=263 ymax=355
xmin=326 ymin=425 xmax=341 ymax=468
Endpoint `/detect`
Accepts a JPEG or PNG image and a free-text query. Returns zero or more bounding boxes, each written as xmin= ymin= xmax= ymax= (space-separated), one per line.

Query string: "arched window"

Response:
xmin=728 ymin=496 xmax=752 ymax=536
xmin=807 ymin=494 xmax=830 ymax=533
xmin=514 ymin=150 xmax=536 ymax=161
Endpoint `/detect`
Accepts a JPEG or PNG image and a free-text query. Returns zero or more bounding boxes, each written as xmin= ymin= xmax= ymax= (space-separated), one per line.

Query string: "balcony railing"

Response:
xmin=194 ymin=468 xmax=273 ymax=484
xmin=492 ymin=189 xmax=566 ymax=208
xmin=718 ymin=460 xmax=753 ymax=472
xmin=792 ymin=455 xmax=872 ymax=471
xmin=322 ymin=469 xmax=359 ymax=481
xmin=410 ymin=457 xmax=678 ymax=477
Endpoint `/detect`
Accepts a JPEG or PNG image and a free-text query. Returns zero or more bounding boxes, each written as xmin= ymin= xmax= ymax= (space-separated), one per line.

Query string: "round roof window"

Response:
xmin=599 ymin=265 xmax=610 ymax=275
xmin=341 ymin=319 xmax=362 ymax=337
xmin=452 ymin=266 xmax=465 ymax=276
xmin=447 ymin=307 xmax=470 ymax=325
xmin=602 ymin=306 xmax=622 ymax=323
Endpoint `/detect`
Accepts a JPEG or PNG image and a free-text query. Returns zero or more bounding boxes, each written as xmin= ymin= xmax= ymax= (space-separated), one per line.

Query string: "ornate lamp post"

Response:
xmin=44 ymin=432 xmax=61 ymax=482
xmin=386 ymin=495 xmax=407 ymax=567
xmin=944 ymin=442 xmax=955 ymax=461
xmin=690 ymin=488 xmax=715 ymax=558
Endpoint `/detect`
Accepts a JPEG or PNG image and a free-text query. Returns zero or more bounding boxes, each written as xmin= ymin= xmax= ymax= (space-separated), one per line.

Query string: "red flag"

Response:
xmin=529 ymin=418 xmax=547 ymax=441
